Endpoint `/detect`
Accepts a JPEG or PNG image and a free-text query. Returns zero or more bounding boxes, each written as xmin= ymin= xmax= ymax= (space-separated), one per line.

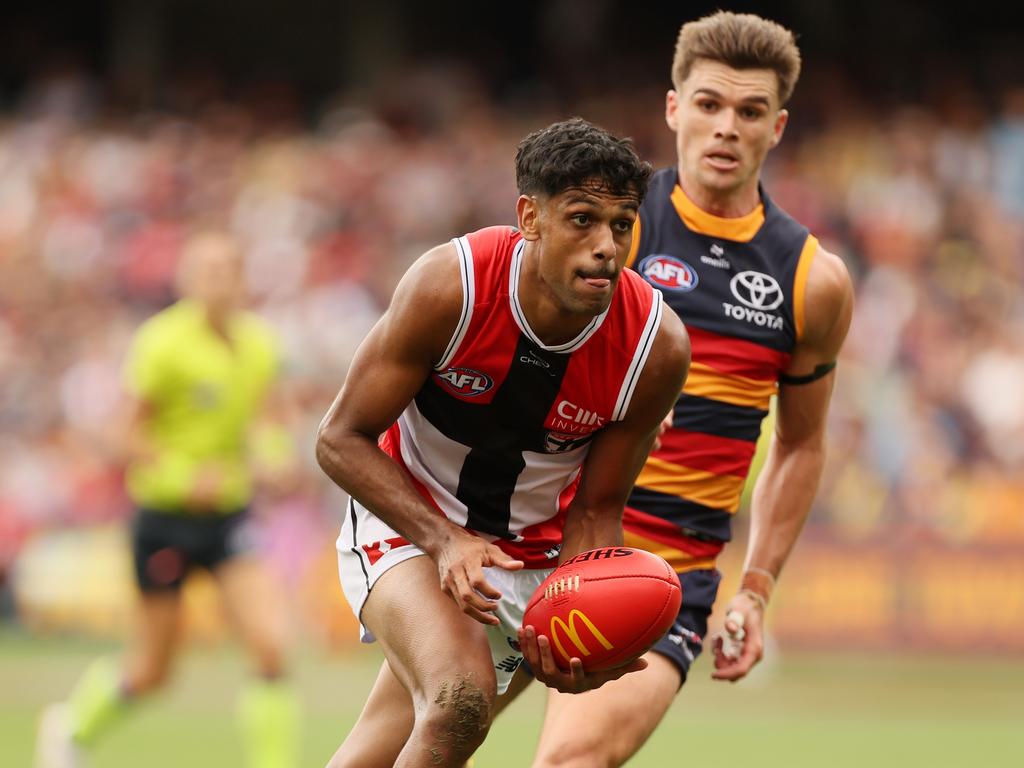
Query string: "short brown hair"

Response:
xmin=672 ymin=11 xmax=802 ymax=106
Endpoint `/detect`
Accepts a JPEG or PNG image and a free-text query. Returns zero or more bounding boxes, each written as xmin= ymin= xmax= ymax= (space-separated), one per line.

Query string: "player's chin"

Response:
xmin=570 ymin=289 xmax=614 ymax=316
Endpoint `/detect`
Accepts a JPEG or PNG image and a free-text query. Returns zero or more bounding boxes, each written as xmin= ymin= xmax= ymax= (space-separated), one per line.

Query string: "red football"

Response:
xmin=522 ymin=547 xmax=682 ymax=672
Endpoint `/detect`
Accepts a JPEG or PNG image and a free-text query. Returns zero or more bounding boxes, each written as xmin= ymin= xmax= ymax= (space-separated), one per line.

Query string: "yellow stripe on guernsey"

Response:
xmin=682 ymin=362 xmax=777 ymax=410
xmin=670 ymin=184 xmax=764 ymax=241
xmin=625 ymin=215 xmax=642 ymax=269
xmin=793 ymin=235 xmax=819 ymax=341
xmin=635 ymin=459 xmax=745 ymax=512
xmin=623 ymin=529 xmax=720 ymax=573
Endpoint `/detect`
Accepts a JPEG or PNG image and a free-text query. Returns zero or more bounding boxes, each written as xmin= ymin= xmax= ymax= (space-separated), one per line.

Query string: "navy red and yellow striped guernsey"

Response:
xmin=624 ymin=167 xmax=818 ymax=573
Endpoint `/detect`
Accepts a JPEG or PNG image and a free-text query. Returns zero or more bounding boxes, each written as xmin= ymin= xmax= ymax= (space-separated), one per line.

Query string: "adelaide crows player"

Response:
xmin=525 ymin=12 xmax=854 ymax=767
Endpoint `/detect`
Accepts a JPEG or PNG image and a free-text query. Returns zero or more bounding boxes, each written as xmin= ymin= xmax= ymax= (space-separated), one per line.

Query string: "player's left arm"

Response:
xmin=520 ymin=307 xmax=690 ymax=695
xmin=712 ymin=244 xmax=854 ymax=682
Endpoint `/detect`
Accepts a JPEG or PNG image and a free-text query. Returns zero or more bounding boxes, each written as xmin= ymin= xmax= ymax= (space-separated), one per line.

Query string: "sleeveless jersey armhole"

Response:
xmin=612 ymin=290 xmax=664 ymax=421
xmin=435 ymin=236 xmax=475 ymax=371
xmin=793 ymin=234 xmax=819 ymax=343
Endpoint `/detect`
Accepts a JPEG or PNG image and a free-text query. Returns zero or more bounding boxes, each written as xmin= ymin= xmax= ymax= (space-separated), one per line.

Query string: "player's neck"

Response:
xmin=518 ymin=246 xmax=596 ymax=347
xmin=203 ymin=304 xmax=234 ymax=342
xmin=677 ymin=171 xmax=761 ymax=218
xmin=520 ymin=293 xmax=593 ymax=347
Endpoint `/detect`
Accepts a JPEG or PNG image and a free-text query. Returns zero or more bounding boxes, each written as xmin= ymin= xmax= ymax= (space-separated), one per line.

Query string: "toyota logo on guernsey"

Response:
xmin=436 ymin=367 xmax=493 ymax=396
xmin=724 ymin=270 xmax=785 ymax=331
xmin=638 ymin=254 xmax=698 ymax=292
xmin=730 ymin=271 xmax=784 ymax=309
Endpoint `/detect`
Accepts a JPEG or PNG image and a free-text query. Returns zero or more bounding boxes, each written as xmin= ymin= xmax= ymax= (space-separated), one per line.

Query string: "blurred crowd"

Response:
xmin=1 ymin=61 xmax=1022 ymax=595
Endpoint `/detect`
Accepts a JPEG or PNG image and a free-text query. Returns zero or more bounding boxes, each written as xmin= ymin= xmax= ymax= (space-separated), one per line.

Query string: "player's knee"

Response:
xmin=251 ymin=643 xmax=285 ymax=679
xmin=418 ymin=676 xmax=493 ymax=758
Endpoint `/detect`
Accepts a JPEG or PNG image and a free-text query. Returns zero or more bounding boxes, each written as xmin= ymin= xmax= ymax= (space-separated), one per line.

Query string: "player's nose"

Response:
xmin=713 ymin=108 xmax=740 ymax=139
xmin=592 ymin=223 xmax=617 ymax=261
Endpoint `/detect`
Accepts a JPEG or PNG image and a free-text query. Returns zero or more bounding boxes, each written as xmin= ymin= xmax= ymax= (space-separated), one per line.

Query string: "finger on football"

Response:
xmin=536 ymin=634 xmax=562 ymax=676
xmin=520 ymin=625 xmax=547 ymax=669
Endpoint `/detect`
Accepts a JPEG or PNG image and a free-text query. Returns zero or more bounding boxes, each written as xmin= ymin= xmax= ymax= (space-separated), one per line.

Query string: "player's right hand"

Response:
xmin=186 ymin=465 xmax=225 ymax=512
xmin=435 ymin=532 xmax=524 ymax=626
xmin=517 ymin=625 xmax=647 ymax=694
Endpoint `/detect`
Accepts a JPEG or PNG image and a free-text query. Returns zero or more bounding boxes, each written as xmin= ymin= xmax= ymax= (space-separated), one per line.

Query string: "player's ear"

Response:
xmin=517 ymin=194 xmax=542 ymax=241
xmin=665 ymin=90 xmax=679 ymax=131
xmin=770 ymin=109 xmax=789 ymax=148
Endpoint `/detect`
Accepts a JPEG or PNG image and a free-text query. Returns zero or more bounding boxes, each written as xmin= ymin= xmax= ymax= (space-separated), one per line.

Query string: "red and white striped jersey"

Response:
xmin=378 ymin=226 xmax=663 ymax=567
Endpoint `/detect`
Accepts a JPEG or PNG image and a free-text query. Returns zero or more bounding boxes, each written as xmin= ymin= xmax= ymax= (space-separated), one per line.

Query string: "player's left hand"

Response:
xmin=517 ymin=625 xmax=647 ymax=694
xmin=710 ymin=591 xmax=764 ymax=682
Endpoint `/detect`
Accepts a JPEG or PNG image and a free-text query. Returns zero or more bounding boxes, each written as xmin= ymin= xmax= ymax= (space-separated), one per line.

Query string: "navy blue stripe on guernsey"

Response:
xmin=673 ymin=395 xmax=766 ymax=444
xmin=414 ymin=336 xmax=570 ymax=538
xmin=626 ymin=487 xmax=733 ymax=542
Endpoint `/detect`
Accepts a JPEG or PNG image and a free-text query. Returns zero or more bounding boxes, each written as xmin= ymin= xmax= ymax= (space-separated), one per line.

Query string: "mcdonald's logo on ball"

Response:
xmin=522 ymin=547 xmax=682 ymax=672
xmin=549 ymin=609 xmax=615 ymax=663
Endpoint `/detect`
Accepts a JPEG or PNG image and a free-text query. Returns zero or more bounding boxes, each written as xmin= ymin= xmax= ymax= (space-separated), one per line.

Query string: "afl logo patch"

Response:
xmin=638 ymin=254 xmax=699 ymax=292
xmin=436 ymin=367 xmax=493 ymax=397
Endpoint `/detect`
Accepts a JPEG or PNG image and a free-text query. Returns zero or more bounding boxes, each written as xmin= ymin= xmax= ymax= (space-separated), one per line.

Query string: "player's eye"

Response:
xmin=697 ymin=100 xmax=717 ymax=112
xmin=741 ymin=107 xmax=763 ymax=119
xmin=571 ymin=213 xmax=590 ymax=226
xmin=613 ymin=219 xmax=634 ymax=233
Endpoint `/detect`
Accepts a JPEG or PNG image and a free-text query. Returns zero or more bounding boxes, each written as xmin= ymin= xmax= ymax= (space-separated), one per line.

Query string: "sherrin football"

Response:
xmin=522 ymin=547 xmax=682 ymax=672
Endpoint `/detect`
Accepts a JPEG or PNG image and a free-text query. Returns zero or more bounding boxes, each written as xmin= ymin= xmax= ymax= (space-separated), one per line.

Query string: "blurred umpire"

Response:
xmin=36 ymin=230 xmax=300 ymax=768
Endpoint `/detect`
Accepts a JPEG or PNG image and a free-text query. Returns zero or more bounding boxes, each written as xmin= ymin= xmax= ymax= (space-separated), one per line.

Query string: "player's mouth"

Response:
xmin=703 ymin=149 xmax=740 ymax=171
xmin=577 ymin=271 xmax=615 ymax=291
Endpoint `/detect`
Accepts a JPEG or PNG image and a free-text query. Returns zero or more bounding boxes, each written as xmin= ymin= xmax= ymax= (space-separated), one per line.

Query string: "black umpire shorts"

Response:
xmin=131 ymin=507 xmax=257 ymax=593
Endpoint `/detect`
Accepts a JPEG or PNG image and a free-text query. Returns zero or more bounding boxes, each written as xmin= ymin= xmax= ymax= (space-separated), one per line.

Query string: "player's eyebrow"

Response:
xmin=693 ymin=87 xmax=771 ymax=108
xmin=562 ymin=190 xmax=640 ymax=211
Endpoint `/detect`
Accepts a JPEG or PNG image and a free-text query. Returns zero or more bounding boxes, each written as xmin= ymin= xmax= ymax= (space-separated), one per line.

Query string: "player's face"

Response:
xmin=183 ymin=237 xmax=245 ymax=311
xmin=667 ymin=59 xmax=788 ymax=202
xmin=522 ymin=181 xmax=639 ymax=316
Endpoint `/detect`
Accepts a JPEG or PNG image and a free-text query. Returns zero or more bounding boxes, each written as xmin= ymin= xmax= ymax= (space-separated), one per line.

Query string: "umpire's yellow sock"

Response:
xmin=67 ymin=657 xmax=128 ymax=746
xmin=237 ymin=678 xmax=301 ymax=768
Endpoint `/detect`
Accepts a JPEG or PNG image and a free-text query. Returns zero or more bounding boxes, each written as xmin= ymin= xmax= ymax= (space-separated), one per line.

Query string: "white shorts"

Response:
xmin=336 ymin=497 xmax=550 ymax=694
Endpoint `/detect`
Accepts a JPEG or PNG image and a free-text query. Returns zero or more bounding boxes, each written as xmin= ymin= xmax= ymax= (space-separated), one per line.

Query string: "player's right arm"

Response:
xmin=316 ymin=243 xmax=524 ymax=626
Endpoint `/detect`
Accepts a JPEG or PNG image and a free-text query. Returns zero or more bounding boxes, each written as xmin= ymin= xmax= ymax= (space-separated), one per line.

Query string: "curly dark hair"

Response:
xmin=515 ymin=118 xmax=652 ymax=202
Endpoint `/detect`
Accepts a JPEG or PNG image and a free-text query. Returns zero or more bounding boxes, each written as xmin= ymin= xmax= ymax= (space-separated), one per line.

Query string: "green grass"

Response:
xmin=4 ymin=629 xmax=1022 ymax=767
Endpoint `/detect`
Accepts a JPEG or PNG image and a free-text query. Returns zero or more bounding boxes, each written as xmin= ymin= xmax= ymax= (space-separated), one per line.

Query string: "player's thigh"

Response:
xmin=361 ymin=555 xmax=497 ymax=709
xmin=214 ymin=554 xmax=288 ymax=661
xmin=533 ymin=652 xmax=681 ymax=768
xmin=124 ymin=590 xmax=184 ymax=688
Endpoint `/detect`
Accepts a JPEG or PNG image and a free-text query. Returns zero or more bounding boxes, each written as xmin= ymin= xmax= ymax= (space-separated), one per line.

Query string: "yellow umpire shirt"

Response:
xmin=123 ymin=299 xmax=279 ymax=513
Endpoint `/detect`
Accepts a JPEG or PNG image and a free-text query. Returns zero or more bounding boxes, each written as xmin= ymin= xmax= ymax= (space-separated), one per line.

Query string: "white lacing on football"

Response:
xmin=544 ymin=574 xmax=581 ymax=600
